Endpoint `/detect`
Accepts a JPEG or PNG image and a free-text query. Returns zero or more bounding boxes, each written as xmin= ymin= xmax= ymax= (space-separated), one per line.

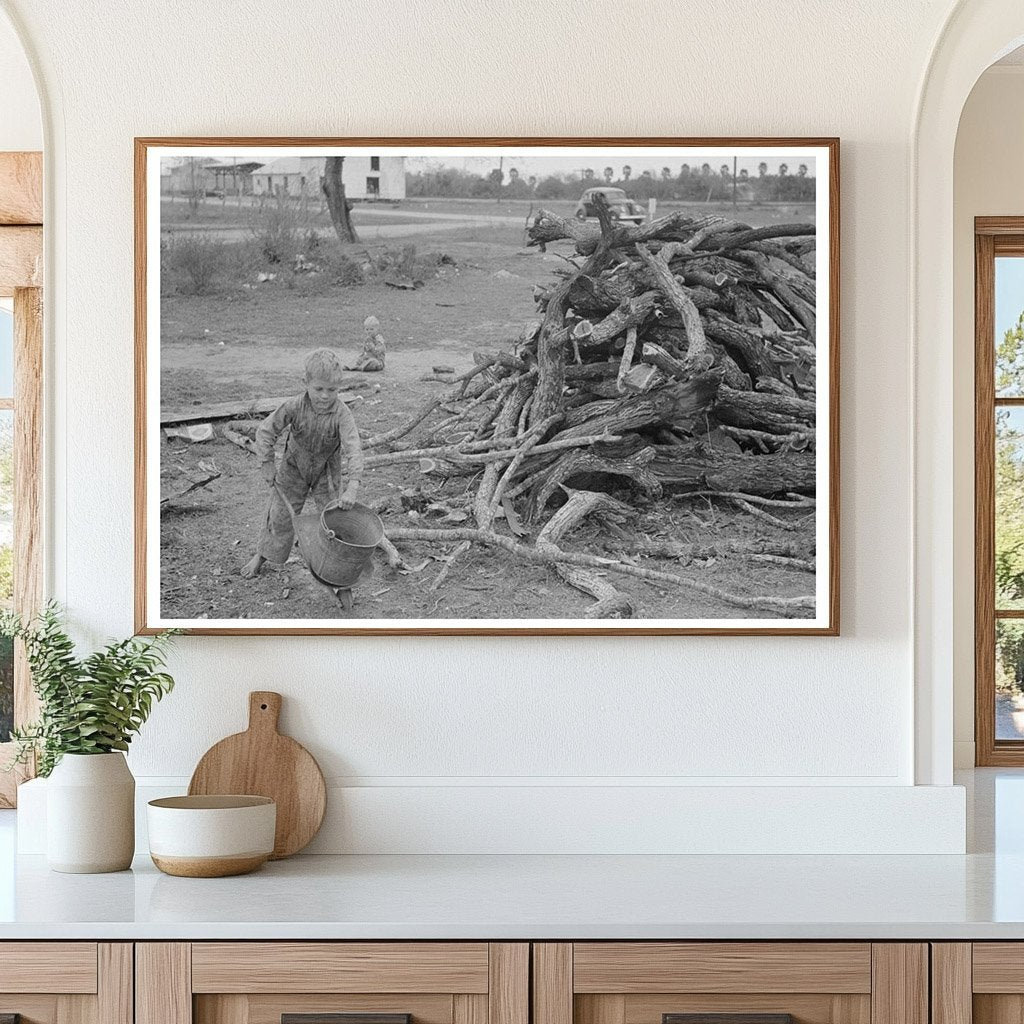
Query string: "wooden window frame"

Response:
xmin=0 ymin=151 xmax=43 ymax=806
xmin=974 ymin=217 xmax=1024 ymax=764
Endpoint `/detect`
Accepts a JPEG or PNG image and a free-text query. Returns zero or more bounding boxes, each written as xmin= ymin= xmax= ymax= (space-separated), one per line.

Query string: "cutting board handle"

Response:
xmin=248 ymin=691 xmax=282 ymax=734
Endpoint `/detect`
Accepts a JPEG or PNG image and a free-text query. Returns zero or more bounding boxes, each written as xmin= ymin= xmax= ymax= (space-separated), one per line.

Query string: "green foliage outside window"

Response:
xmin=996 ymin=312 xmax=1024 ymax=694
xmin=996 ymin=314 xmax=1024 ymax=611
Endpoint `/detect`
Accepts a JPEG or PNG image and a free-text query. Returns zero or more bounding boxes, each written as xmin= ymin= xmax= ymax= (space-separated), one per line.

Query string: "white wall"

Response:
xmin=952 ymin=66 xmax=1024 ymax=767
xmin=0 ymin=0 xmax=973 ymax=852
xmin=0 ymin=8 xmax=39 ymax=151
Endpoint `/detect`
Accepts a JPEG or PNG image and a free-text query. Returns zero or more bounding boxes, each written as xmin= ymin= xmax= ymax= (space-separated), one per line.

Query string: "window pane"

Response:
xmin=997 ymin=256 xmax=1024 ymax=397
xmin=0 ymin=305 xmax=12 ymax=399
xmin=997 ymin=407 xmax=1024 ymax=609
xmin=998 ymin=620 xmax=1024 ymax=740
xmin=0 ymin=409 xmax=12 ymax=742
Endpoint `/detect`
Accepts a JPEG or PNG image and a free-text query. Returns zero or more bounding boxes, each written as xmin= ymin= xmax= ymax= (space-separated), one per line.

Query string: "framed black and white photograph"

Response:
xmin=135 ymin=137 xmax=839 ymax=635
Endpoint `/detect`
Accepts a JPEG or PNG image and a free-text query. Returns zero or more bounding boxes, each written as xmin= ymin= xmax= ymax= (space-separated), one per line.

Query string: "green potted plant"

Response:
xmin=2 ymin=603 xmax=177 ymax=873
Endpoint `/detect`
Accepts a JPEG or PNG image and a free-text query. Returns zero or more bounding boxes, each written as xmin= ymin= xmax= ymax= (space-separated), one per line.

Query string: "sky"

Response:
xmin=997 ymin=257 xmax=1024 ymax=341
xmin=0 ymin=309 xmax=12 ymax=397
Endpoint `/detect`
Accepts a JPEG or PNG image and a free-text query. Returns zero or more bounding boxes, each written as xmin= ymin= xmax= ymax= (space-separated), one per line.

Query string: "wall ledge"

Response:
xmin=18 ymin=778 xmax=967 ymax=856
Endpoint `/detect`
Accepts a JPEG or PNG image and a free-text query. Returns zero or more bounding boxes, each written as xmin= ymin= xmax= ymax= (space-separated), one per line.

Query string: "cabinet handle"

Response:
xmin=283 ymin=1015 xmax=411 ymax=1024
xmin=664 ymin=1016 xmax=794 ymax=1024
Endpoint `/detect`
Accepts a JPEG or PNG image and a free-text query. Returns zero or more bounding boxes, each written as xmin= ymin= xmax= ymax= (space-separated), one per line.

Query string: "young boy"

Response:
xmin=345 ymin=314 xmax=386 ymax=372
xmin=241 ymin=348 xmax=364 ymax=579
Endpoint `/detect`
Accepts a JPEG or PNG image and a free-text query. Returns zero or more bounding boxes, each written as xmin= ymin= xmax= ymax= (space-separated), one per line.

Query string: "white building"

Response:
xmin=251 ymin=155 xmax=405 ymax=200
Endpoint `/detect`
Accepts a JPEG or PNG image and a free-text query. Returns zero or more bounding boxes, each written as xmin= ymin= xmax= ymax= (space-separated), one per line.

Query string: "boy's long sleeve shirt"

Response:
xmin=255 ymin=393 xmax=364 ymax=490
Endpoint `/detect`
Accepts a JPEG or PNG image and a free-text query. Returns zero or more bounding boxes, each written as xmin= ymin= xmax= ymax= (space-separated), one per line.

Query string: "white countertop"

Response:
xmin=1 ymin=769 xmax=1021 ymax=941
xmin=0 ymin=849 xmax=1022 ymax=940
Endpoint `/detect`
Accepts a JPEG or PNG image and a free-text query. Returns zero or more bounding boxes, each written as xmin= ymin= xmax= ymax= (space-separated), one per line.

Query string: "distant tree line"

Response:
xmin=405 ymin=163 xmax=816 ymax=202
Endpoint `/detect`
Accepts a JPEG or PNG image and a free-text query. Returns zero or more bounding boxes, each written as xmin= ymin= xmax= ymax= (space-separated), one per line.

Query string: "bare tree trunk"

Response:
xmin=322 ymin=156 xmax=359 ymax=244
xmin=188 ymin=157 xmax=200 ymax=217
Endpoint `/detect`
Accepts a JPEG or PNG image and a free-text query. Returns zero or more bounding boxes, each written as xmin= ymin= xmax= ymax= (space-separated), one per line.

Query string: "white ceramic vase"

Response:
xmin=46 ymin=752 xmax=135 ymax=873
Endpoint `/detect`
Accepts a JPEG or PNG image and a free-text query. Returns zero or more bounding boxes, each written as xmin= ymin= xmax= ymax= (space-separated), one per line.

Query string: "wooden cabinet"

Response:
xmin=0 ymin=943 xmax=132 ymax=1024
xmin=532 ymin=944 xmax=928 ymax=1024
xmin=932 ymin=943 xmax=1024 ymax=1024
xmin=136 ymin=944 xmax=528 ymax=1024
xmin=0 ymin=937 xmax=957 ymax=1024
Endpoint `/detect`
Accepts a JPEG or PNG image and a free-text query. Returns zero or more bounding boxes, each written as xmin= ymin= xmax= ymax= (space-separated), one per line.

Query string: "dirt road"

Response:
xmin=162 ymin=202 xmax=531 ymax=243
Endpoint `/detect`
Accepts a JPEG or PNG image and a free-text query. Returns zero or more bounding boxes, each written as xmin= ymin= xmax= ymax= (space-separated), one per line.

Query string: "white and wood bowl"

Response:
xmin=147 ymin=795 xmax=276 ymax=877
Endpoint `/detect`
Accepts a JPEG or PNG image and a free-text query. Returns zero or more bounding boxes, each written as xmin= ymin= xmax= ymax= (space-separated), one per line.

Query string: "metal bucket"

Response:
xmin=281 ymin=487 xmax=383 ymax=590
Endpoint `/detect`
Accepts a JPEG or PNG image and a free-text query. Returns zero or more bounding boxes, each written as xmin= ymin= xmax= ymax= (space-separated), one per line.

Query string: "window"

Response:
xmin=366 ymin=176 xmax=379 ymax=196
xmin=0 ymin=306 xmax=11 ymax=744
xmin=0 ymin=289 xmax=42 ymax=805
xmin=975 ymin=219 xmax=1024 ymax=764
xmin=0 ymin=150 xmax=43 ymax=807
xmin=370 ymin=156 xmax=380 ymax=171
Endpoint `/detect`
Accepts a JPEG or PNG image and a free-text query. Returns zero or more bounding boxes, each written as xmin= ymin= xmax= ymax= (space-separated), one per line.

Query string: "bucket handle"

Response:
xmin=272 ymin=481 xmax=342 ymax=539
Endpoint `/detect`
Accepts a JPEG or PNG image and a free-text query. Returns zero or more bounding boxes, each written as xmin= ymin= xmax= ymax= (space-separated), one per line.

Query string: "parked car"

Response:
xmin=573 ymin=187 xmax=645 ymax=224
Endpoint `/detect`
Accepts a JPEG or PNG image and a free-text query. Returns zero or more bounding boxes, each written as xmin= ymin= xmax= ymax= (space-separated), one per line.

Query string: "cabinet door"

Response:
xmin=533 ymin=944 xmax=928 ymax=1024
xmin=0 ymin=943 xmax=131 ymax=1024
xmin=941 ymin=943 xmax=1024 ymax=1024
xmin=137 ymin=943 xmax=528 ymax=1024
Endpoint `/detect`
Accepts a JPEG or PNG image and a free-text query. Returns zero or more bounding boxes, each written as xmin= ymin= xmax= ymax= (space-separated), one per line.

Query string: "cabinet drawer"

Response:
xmin=140 ymin=942 xmax=528 ymax=1024
xmin=0 ymin=943 xmax=130 ymax=1024
xmin=191 ymin=943 xmax=491 ymax=994
xmin=0 ymin=942 xmax=99 ymax=994
xmin=534 ymin=944 xmax=925 ymax=1024
xmin=572 ymin=944 xmax=872 ymax=994
xmin=973 ymin=944 xmax=1024 ymax=992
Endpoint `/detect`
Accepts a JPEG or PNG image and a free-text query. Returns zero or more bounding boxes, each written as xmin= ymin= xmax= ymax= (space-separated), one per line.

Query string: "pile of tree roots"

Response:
xmin=368 ymin=198 xmax=819 ymax=617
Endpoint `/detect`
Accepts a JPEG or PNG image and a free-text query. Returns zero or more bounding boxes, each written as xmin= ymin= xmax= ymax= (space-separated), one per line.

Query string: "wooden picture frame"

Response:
xmin=135 ymin=137 xmax=839 ymax=636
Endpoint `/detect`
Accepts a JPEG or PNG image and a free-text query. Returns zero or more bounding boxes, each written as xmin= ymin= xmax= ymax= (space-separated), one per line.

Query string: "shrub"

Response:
xmin=162 ymin=232 xmax=225 ymax=294
xmin=329 ymin=252 xmax=365 ymax=285
xmin=249 ymin=192 xmax=311 ymax=265
xmin=294 ymin=252 xmax=364 ymax=294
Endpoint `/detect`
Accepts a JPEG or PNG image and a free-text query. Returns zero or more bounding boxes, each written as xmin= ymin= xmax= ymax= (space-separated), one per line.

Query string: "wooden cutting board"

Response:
xmin=188 ymin=691 xmax=326 ymax=859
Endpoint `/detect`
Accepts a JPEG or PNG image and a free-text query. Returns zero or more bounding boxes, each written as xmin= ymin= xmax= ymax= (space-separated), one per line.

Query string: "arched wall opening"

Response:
xmin=952 ymin=50 xmax=1024 ymax=767
xmin=914 ymin=2 xmax=1024 ymax=784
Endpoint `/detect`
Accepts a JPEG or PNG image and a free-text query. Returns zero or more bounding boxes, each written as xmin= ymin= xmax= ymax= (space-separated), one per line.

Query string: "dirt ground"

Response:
xmin=158 ymin=203 xmax=818 ymax=622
